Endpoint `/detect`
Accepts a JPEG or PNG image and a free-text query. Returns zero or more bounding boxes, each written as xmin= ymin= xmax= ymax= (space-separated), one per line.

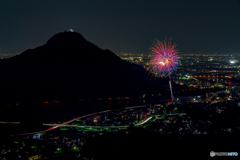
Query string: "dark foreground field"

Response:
xmin=81 ymin=128 xmax=240 ymax=159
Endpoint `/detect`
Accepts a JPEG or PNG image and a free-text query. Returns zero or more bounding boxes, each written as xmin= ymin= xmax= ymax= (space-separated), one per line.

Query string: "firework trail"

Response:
xmin=148 ymin=38 xmax=180 ymax=101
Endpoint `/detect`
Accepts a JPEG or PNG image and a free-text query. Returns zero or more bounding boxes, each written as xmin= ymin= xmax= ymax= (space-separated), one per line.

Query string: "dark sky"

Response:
xmin=0 ymin=0 xmax=240 ymax=55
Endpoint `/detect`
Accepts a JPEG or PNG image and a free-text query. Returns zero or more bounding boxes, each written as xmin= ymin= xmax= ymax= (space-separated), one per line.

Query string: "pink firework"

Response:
xmin=149 ymin=38 xmax=180 ymax=77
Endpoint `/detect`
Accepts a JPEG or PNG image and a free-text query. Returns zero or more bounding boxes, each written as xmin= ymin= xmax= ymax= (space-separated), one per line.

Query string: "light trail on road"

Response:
xmin=7 ymin=103 xmax=185 ymax=136
xmin=14 ymin=106 xmax=148 ymax=136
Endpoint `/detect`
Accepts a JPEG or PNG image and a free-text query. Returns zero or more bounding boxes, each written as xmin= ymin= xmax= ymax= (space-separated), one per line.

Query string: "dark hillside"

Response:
xmin=0 ymin=31 xmax=183 ymax=125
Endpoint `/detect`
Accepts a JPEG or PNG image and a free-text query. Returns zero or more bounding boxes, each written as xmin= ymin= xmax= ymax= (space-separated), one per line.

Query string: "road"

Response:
xmin=42 ymin=113 xmax=186 ymax=129
xmin=11 ymin=105 xmax=147 ymax=136
xmin=6 ymin=104 xmax=185 ymax=136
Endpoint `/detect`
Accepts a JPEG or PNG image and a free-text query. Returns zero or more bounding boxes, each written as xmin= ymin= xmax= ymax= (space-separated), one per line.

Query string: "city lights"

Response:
xmin=1 ymin=1 xmax=240 ymax=159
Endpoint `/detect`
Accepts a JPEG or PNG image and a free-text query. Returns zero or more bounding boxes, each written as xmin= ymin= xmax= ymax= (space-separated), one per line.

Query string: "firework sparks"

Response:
xmin=149 ymin=38 xmax=180 ymax=77
xmin=148 ymin=38 xmax=180 ymax=101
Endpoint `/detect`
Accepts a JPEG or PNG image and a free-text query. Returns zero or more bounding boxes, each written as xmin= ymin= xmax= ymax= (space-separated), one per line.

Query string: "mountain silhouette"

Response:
xmin=1 ymin=31 xmax=172 ymax=103
xmin=0 ymin=31 xmax=180 ymax=124
xmin=9 ymin=31 xmax=122 ymax=63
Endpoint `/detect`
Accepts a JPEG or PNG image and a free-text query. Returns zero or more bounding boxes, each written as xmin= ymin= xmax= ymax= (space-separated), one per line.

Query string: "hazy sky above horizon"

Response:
xmin=0 ymin=0 xmax=240 ymax=55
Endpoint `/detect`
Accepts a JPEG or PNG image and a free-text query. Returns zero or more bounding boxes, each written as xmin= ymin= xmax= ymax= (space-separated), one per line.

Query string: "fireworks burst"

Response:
xmin=147 ymin=38 xmax=180 ymax=101
xmin=148 ymin=38 xmax=180 ymax=78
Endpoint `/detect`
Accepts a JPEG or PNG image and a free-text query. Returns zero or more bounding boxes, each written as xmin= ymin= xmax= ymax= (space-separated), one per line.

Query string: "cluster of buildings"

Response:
xmin=147 ymin=100 xmax=239 ymax=135
xmin=1 ymin=53 xmax=240 ymax=159
xmin=71 ymin=108 xmax=149 ymax=127
xmin=0 ymin=129 xmax=88 ymax=159
xmin=1 ymin=89 xmax=240 ymax=159
xmin=2 ymin=93 xmax=239 ymax=159
xmin=116 ymin=53 xmax=240 ymax=89
xmin=116 ymin=53 xmax=146 ymax=66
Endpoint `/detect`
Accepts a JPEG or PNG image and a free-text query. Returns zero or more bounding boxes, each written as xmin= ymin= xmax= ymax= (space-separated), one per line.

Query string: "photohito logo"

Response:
xmin=210 ymin=151 xmax=215 ymax=157
xmin=210 ymin=151 xmax=238 ymax=157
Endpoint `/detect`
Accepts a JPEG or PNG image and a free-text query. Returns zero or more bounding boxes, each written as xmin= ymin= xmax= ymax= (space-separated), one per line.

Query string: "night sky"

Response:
xmin=0 ymin=0 xmax=240 ymax=55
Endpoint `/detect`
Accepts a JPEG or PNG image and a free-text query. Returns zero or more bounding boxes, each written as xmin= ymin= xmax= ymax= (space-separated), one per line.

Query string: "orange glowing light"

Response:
xmin=158 ymin=62 xmax=165 ymax=65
